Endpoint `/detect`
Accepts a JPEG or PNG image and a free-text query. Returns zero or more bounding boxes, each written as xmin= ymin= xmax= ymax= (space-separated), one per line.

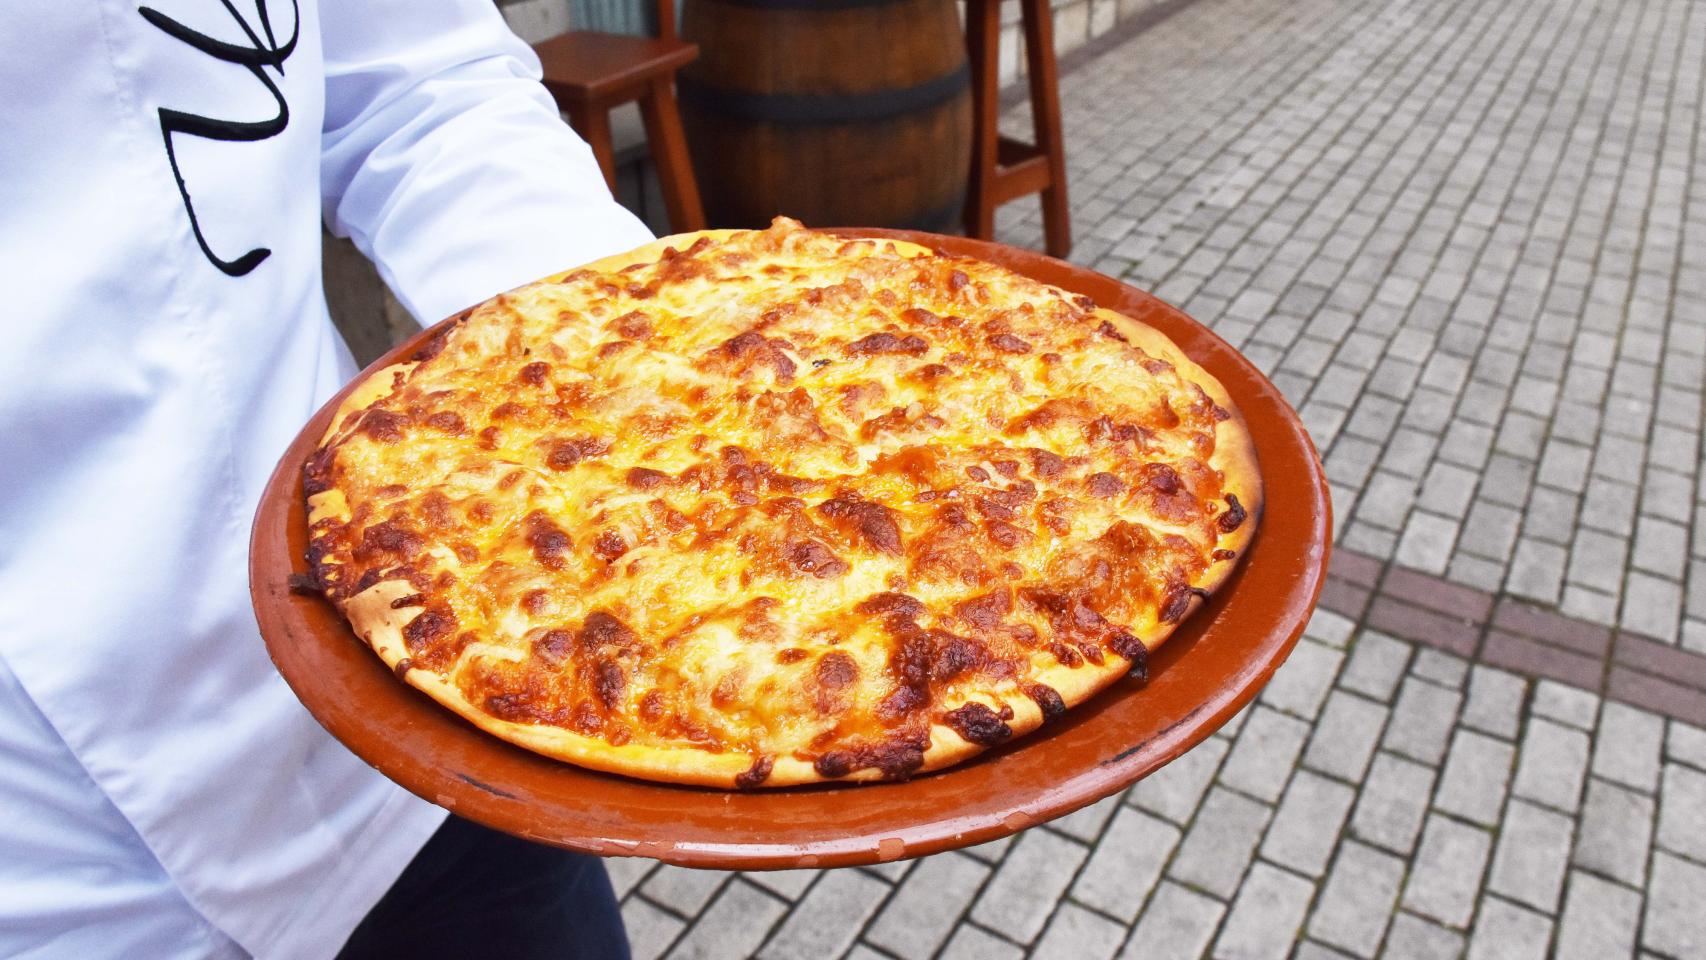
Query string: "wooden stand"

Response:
xmin=534 ymin=2 xmax=707 ymax=233
xmin=963 ymin=0 xmax=1072 ymax=258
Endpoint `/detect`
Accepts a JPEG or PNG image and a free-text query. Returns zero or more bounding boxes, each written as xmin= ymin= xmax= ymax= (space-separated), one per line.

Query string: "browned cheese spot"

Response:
xmin=712 ymin=330 xmax=796 ymax=382
xmin=1218 ymin=493 xmax=1248 ymax=533
xmin=593 ymin=530 xmax=628 ymax=562
xmin=1086 ymin=472 xmax=1124 ymax=498
xmin=734 ymin=755 xmax=774 ymax=790
xmin=988 ymin=333 xmax=1033 ymax=354
xmin=612 ymin=311 xmax=653 ymax=340
xmin=360 ymin=409 xmax=409 ymax=443
xmin=846 ymin=331 xmax=929 ymax=357
xmin=526 ymin=512 xmax=572 ymax=569
xmin=402 ymin=605 xmax=456 ymax=654
xmin=786 ymin=540 xmax=851 ymax=579
xmin=857 ymin=592 xmax=928 ymax=618
xmin=814 ymin=651 xmax=859 ymax=713
xmin=423 ymin=410 xmax=466 ymax=434
xmin=816 ymin=494 xmax=903 ymax=555
xmin=1023 ymin=682 xmax=1067 ymax=722
xmin=1107 ymin=630 xmax=1149 ymax=681
xmin=358 ymin=519 xmax=424 ymax=560
xmin=943 ymin=702 xmax=1013 ymax=746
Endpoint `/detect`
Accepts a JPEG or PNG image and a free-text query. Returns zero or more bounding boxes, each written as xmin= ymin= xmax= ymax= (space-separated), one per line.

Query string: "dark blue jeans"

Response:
xmin=336 ymin=815 xmax=630 ymax=960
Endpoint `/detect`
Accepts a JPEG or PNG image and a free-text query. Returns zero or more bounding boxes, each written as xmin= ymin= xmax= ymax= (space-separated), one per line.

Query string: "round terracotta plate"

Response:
xmin=250 ymin=229 xmax=1330 ymax=870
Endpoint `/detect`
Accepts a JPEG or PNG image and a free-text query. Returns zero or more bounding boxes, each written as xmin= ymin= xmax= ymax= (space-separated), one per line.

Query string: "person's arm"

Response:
xmin=319 ymin=0 xmax=654 ymax=324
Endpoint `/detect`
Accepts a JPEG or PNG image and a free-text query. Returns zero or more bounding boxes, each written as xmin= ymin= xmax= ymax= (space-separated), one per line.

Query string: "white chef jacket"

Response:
xmin=0 ymin=1 xmax=652 ymax=957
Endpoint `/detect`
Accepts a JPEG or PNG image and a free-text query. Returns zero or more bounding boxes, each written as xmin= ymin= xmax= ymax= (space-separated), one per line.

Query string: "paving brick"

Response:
xmin=1506 ymin=538 xmax=1567 ymax=603
xmin=1120 ymin=881 xmax=1224 ymax=960
xmin=758 ymin=870 xmax=889 ymax=960
xmin=1466 ymin=897 xmax=1553 ymax=960
xmin=1410 ymin=649 xmax=1470 ymax=689
xmin=1340 ymin=631 xmax=1413 ymax=702
xmin=1050 ymin=792 xmax=1125 ymax=844
xmin=1262 ymin=770 xmax=1356 ymax=878
xmin=1622 ymin=572 xmax=1683 ymax=641
xmin=1401 ymin=814 xmax=1491 ymax=929
xmin=1460 ymin=666 xmax=1527 ymax=739
xmin=1487 ymin=800 xmax=1574 ymax=914
xmin=969 ymin=829 xmax=1089 ymax=944
xmin=1381 ymin=677 xmax=1463 ymax=765
xmin=642 ymin=866 xmax=729 ymax=918
xmin=1531 ymin=681 xmax=1600 ymax=730
xmin=1220 ymin=706 xmax=1312 ymax=802
xmin=1032 ymin=903 xmax=1127 ymax=960
xmin=608 ymin=857 xmax=656 ymax=899
xmin=938 ymin=924 xmax=1025 ymax=960
xmin=1572 ymin=778 xmax=1654 ymax=888
xmin=1633 ymin=516 xmax=1689 ymax=578
xmin=1668 ymin=721 xmax=1706 ymax=771
xmin=625 ymin=897 xmax=687 ymax=960
xmin=860 ymin=859 xmax=909 ymax=883
xmin=1512 ymin=717 xmax=1590 ymax=812
xmin=1352 ymin=751 xmax=1436 ymax=856
xmin=1308 ymin=840 xmax=1405 ymax=958
xmin=1168 ymin=786 xmax=1272 ymax=899
xmin=864 ymin=853 xmax=990 ymax=960
xmin=1591 ymin=701 xmax=1665 ymax=791
xmin=1072 ymin=806 xmax=1180 ymax=922
xmin=1381 ymin=913 xmax=1465 ymax=960
xmin=1307 ymin=608 xmax=1360 ymax=648
xmin=667 ymin=880 xmax=789 ymax=960
xmin=1396 ymin=512 xmax=1461 ymax=574
xmin=1644 ymin=852 xmax=1706 ymax=958
xmin=1213 ymin=862 xmax=1315 ymax=960
xmin=1434 ymin=729 xmax=1516 ymax=826
xmin=1306 ymin=691 xmax=1391 ymax=782
xmin=1554 ymin=872 xmax=1641 ymax=960
xmin=1131 ymin=735 xmax=1229 ymax=824
xmin=1656 ymin=762 xmax=1706 ymax=860
xmin=959 ymin=835 xmax=1013 ymax=865
xmin=745 ymin=870 xmax=820 ymax=900
xmin=1260 ymin=639 xmax=1345 ymax=719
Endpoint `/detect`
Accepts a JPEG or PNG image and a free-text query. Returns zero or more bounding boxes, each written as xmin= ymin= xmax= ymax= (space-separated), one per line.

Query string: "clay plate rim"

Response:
xmin=249 ymin=228 xmax=1330 ymax=870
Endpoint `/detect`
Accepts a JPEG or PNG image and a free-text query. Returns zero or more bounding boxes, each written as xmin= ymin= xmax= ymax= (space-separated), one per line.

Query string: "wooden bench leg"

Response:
xmin=638 ymin=77 xmax=707 ymax=232
xmin=1021 ymin=0 xmax=1071 ymax=258
xmin=963 ymin=0 xmax=1001 ymax=241
xmin=565 ymin=102 xmax=620 ymax=196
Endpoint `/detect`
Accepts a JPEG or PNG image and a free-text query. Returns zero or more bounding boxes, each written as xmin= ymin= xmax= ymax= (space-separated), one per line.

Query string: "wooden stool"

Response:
xmin=963 ymin=0 xmax=1071 ymax=258
xmin=534 ymin=1 xmax=707 ymax=233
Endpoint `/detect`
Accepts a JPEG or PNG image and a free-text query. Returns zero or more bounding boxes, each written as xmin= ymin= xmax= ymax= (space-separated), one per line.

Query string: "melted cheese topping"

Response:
xmin=307 ymin=219 xmax=1255 ymax=784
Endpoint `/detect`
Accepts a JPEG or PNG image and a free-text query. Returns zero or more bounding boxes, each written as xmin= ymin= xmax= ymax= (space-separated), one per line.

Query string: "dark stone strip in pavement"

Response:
xmin=1320 ymin=549 xmax=1705 ymax=726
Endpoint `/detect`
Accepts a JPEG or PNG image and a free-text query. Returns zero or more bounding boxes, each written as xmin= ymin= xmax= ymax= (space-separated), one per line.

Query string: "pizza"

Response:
xmin=302 ymin=218 xmax=1261 ymax=788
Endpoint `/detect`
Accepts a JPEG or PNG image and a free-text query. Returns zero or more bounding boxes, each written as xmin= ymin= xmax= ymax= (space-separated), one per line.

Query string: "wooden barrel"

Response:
xmin=679 ymin=0 xmax=972 ymax=231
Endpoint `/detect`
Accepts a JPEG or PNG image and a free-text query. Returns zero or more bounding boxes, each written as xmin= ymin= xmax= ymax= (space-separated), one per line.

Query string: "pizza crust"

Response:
xmin=320 ymin=222 xmax=1262 ymax=789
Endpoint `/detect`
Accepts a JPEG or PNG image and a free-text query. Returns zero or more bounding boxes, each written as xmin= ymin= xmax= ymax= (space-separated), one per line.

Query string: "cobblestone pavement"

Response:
xmin=609 ymin=0 xmax=1706 ymax=955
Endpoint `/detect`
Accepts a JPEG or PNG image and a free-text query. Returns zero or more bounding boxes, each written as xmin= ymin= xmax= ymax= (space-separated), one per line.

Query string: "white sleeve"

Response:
xmin=318 ymin=0 xmax=655 ymax=324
